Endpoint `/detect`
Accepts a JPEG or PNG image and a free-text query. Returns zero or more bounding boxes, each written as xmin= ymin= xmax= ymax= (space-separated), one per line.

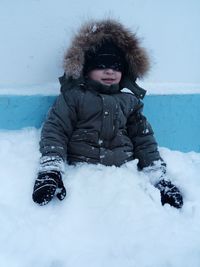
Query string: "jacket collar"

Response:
xmin=120 ymin=77 xmax=146 ymax=99
xmin=59 ymin=74 xmax=146 ymax=99
xmin=85 ymin=78 xmax=120 ymax=94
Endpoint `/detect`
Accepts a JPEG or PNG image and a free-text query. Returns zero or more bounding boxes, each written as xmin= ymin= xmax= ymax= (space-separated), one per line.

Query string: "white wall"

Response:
xmin=0 ymin=0 xmax=200 ymax=88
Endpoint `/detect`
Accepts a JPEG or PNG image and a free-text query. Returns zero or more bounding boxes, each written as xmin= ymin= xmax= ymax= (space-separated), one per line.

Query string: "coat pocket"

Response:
xmin=70 ymin=129 xmax=99 ymax=144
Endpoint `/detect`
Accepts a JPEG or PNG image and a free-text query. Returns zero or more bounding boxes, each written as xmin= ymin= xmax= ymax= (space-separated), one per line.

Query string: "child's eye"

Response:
xmin=97 ymin=64 xmax=107 ymax=69
xmin=96 ymin=63 xmax=122 ymax=71
xmin=110 ymin=63 xmax=122 ymax=71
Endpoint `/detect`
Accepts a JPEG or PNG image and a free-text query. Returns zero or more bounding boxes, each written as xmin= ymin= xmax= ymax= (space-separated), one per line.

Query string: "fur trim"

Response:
xmin=63 ymin=19 xmax=150 ymax=79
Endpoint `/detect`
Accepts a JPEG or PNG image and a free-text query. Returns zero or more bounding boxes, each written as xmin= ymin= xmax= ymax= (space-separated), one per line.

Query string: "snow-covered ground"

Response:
xmin=0 ymin=128 xmax=200 ymax=267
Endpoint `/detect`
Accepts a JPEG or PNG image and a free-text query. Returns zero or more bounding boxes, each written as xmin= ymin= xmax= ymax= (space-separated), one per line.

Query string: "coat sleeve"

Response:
xmin=39 ymin=90 xmax=78 ymax=162
xmin=127 ymin=99 xmax=163 ymax=170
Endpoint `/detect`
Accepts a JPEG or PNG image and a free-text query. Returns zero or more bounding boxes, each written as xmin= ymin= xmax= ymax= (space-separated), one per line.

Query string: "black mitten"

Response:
xmin=155 ymin=179 xmax=183 ymax=209
xmin=32 ymin=171 xmax=66 ymax=205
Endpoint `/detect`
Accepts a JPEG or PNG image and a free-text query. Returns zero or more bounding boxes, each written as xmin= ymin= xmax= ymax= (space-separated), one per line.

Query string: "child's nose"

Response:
xmin=104 ymin=68 xmax=114 ymax=74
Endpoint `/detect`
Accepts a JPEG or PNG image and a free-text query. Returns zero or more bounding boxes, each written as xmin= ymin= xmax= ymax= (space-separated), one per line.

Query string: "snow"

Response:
xmin=1 ymin=128 xmax=200 ymax=267
xmin=140 ymin=82 xmax=200 ymax=95
xmin=0 ymin=82 xmax=60 ymax=96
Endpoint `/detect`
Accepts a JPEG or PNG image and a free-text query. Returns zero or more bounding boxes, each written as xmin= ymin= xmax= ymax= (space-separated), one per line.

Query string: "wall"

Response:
xmin=0 ymin=0 xmax=200 ymax=88
xmin=1 ymin=93 xmax=200 ymax=153
xmin=1 ymin=1 xmax=200 ymax=152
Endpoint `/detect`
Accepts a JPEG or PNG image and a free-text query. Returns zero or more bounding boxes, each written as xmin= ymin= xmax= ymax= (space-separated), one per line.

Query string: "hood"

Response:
xmin=63 ymin=19 xmax=150 ymax=80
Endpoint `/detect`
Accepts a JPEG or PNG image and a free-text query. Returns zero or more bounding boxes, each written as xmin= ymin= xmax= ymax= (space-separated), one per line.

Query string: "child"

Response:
xmin=32 ymin=19 xmax=183 ymax=208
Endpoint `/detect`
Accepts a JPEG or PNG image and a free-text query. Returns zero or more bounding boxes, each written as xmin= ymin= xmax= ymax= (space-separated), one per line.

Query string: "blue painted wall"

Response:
xmin=0 ymin=95 xmax=55 ymax=129
xmin=0 ymin=94 xmax=200 ymax=152
xmin=143 ymin=95 xmax=200 ymax=153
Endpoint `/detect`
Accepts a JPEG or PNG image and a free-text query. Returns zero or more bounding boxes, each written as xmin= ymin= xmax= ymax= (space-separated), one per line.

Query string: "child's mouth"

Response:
xmin=101 ymin=79 xmax=115 ymax=84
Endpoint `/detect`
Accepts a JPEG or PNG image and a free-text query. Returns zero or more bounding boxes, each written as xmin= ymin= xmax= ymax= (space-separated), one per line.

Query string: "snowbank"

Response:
xmin=0 ymin=128 xmax=200 ymax=267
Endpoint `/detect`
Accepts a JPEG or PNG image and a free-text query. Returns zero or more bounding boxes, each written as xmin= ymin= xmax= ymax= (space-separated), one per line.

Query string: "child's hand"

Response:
xmin=155 ymin=179 xmax=183 ymax=209
xmin=32 ymin=171 xmax=66 ymax=205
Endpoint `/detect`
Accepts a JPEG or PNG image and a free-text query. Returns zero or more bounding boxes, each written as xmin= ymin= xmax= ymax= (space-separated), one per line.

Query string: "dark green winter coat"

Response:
xmin=40 ymin=19 xmax=162 ymax=168
xmin=40 ymin=75 xmax=161 ymax=168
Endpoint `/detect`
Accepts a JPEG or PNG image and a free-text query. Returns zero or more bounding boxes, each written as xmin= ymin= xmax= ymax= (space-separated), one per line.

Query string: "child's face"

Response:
xmin=88 ymin=69 xmax=122 ymax=86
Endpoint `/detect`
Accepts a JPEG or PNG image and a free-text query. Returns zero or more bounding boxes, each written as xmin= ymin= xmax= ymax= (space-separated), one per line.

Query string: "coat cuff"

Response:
xmin=142 ymin=160 xmax=168 ymax=185
xmin=38 ymin=155 xmax=66 ymax=174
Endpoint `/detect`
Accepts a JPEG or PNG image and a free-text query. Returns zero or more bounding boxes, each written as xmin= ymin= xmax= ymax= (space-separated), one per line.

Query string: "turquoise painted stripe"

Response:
xmin=0 ymin=94 xmax=200 ymax=152
xmin=143 ymin=94 xmax=200 ymax=152
xmin=0 ymin=95 xmax=56 ymax=129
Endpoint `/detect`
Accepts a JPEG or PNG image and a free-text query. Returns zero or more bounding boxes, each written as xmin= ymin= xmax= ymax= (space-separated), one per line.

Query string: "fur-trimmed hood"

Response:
xmin=63 ymin=19 xmax=150 ymax=80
